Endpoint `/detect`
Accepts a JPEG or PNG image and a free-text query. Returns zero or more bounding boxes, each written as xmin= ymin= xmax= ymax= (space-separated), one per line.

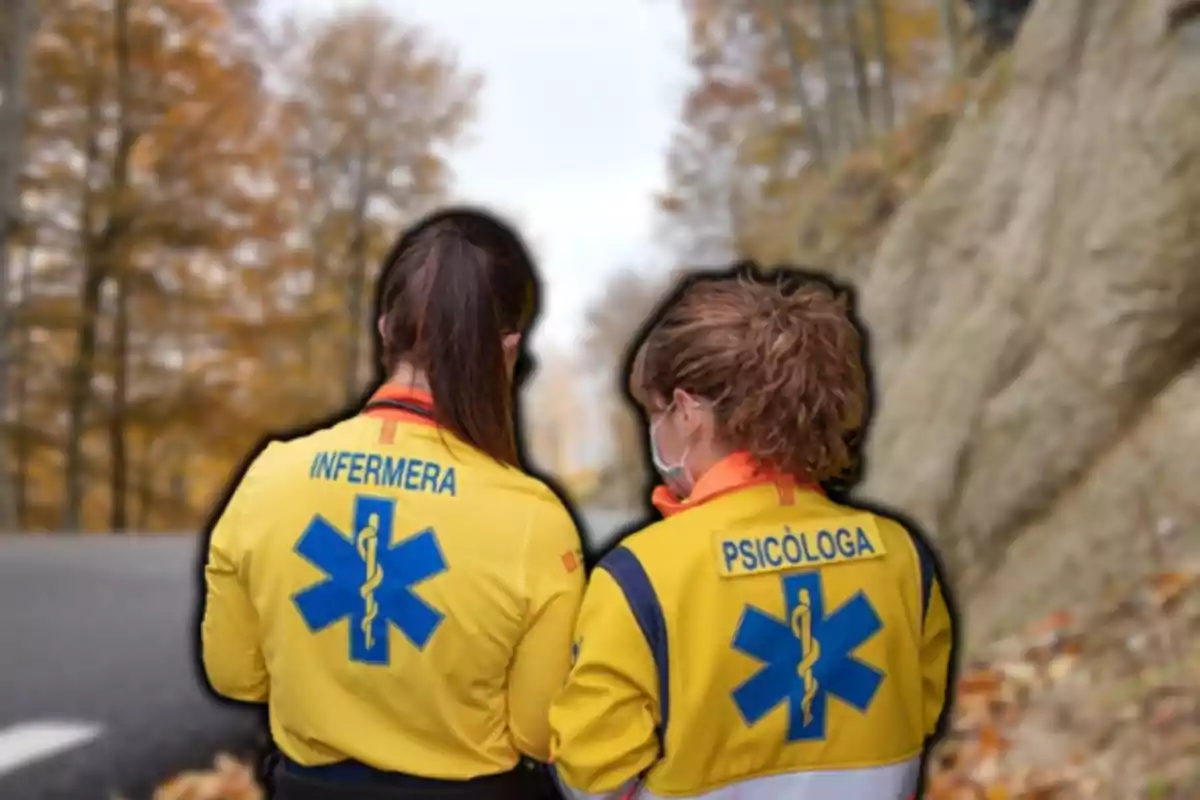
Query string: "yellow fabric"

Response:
xmin=201 ymin=414 xmax=585 ymax=778
xmin=550 ymin=484 xmax=954 ymax=797
xmin=921 ymin=578 xmax=954 ymax=738
xmin=548 ymin=568 xmax=662 ymax=792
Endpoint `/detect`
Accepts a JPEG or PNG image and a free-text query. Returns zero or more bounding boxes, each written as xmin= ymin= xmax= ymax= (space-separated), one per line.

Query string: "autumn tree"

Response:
xmin=937 ymin=0 xmax=964 ymax=75
xmin=868 ymin=0 xmax=897 ymax=128
xmin=3 ymin=2 xmax=479 ymax=532
xmin=272 ymin=6 xmax=480 ymax=407
xmin=524 ymin=346 xmax=585 ymax=478
xmin=16 ymin=0 xmax=293 ymax=530
xmin=582 ymin=267 xmax=672 ymax=508
xmin=659 ymin=0 xmax=945 ymax=266
xmin=0 ymin=0 xmax=39 ymax=530
xmin=658 ymin=0 xmax=781 ymax=266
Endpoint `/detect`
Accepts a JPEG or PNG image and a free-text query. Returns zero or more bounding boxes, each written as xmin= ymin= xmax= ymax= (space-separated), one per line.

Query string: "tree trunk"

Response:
xmin=109 ymin=272 xmax=130 ymax=531
xmin=868 ymin=0 xmax=896 ymax=131
xmin=763 ymin=0 xmax=826 ymax=166
xmin=13 ymin=245 xmax=33 ymax=529
xmin=63 ymin=269 xmax=105 ymax=531
xmin=344 ymin=202 xmax=369 ymax=404
xmin=304 ymin=150 xmax=330 ymax=389
xmin=168 ymin=440 xmax=187 ymax=527
xmin=63 ymin=0 xmax=138 ymax=531
xmin=841 ymin=0 xmax=874 ymax=140
xmin=343 ymin=39 xmax=377 ymax=406
xmin=814 ymin=0 xmax=846 ymax=155
xmin=62 ymin=45 xmax=106 ymax=532
xmin=107 ymin=0 xmax=133 ymax=533
xmin=134 ymin=436 xmax=154 ymax=530
xmin=938 ymin=0 xmax=963 ymax=77
xmin=0 ymin=0 xmax=37 ymax=532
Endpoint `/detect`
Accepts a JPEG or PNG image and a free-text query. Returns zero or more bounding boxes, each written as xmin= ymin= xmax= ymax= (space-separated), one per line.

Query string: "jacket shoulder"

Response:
xmin=593 ymin=511 xmax=694 ymax=575
xmin=827 ymin=499 xmax=940 ymax=590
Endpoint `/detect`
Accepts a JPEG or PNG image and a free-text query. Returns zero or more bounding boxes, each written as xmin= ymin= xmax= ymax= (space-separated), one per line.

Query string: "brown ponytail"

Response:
xmin=375 ymin=207 xmax=538 ymax=467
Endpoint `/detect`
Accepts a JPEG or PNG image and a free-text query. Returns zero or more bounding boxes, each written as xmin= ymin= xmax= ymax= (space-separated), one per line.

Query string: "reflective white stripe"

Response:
xmin=558 ymin=756 xmax=920 ymax=800
xmin=554 ymin=768 xmax=635 ymax=800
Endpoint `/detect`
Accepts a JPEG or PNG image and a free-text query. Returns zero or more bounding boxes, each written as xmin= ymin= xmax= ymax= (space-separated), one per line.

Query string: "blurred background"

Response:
xmin=0 ymin=0 xmax=1197 ymax=798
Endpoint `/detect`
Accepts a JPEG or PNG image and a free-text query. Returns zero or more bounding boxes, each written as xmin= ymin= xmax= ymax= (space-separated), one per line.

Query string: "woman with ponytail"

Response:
xmin=201 ymin=208 xmax=584 ymax=800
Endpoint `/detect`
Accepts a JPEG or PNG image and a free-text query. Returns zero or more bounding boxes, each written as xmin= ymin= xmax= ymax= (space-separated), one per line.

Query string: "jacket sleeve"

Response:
xmin=548 ymin=565 xmax=660 ymax=798
xmin=921 ymin=575 xmax=954 ymax=740
xmin=507 ymin=498 xmax=586 ymax=761
xmin=200 ymin=452 xmax=271 ymax=703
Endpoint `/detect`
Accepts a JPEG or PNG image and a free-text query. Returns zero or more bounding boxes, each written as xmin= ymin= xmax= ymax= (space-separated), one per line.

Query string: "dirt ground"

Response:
xmin=927 ymin=565 xmax=1200 ymax=799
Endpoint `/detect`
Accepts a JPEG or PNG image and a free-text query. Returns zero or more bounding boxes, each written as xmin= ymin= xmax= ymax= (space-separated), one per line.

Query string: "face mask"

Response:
xmin=649 ymin=412 xmax=692 ymax=496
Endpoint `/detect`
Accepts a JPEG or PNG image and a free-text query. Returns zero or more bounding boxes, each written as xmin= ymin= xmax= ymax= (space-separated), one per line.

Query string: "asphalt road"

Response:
xmin=0 ymin=510 xmax=636 ymax=800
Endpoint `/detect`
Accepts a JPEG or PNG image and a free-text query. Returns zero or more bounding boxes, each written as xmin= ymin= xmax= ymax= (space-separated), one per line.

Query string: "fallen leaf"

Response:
xmin=153 ymin=754 xmax=263 ymax=800
xmin=1030 ymin=610 xmax=1075 ymax=637
xmin=958 ymin=668 xmax=1006 ymax=697
xmin=1045 ymin=653 xmax=1079 ymax=683
xmin=1147 ymin=571 xmax=1197 ymax=610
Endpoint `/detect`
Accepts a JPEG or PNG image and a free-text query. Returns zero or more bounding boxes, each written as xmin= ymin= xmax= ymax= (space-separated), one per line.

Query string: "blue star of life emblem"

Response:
xmin=293 ymin=493 xmax=448 ymax=665
xmin=731 ymin=571 xmax=884 ymax=742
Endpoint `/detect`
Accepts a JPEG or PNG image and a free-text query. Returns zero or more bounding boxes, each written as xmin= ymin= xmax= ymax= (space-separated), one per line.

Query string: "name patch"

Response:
xmin=715 ymin=518 xmax=886 ymax=578
xmin=309 ymin=450 xmax=457 ymax=496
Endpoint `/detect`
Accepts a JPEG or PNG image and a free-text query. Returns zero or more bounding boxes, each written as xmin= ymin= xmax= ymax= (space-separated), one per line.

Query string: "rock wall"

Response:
xmin=855 ymin=0 xmax=1200 ymax=642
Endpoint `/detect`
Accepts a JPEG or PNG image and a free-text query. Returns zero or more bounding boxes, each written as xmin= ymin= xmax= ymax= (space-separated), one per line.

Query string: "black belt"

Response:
xmin=280 ymin=756 xmax=525 ymax=790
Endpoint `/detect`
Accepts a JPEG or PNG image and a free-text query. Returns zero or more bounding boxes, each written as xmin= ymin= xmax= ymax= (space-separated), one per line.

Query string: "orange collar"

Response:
xmin=363 ymin=384 xmax=438 ymax=434
xmin=651 ymin=452 xmax=817 ymax=517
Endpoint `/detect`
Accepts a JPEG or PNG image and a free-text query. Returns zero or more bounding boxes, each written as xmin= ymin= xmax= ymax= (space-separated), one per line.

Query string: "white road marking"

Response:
xmin=0 ymin=720 xmax=104 ymax=777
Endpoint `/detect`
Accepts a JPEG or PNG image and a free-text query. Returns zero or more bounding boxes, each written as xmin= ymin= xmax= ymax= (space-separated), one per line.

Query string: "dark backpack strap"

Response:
xmin=906 ymin=530 xmax=937 ymax=630
xmin=597 ymin=546 xmax=671 ymax=757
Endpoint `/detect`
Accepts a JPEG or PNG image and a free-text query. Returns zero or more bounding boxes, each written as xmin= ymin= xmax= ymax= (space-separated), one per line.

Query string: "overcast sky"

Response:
xmin=269 ymin=0 xmax=690 ymax=356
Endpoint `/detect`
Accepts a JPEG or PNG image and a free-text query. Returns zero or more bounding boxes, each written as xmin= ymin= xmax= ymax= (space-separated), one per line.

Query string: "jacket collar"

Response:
xmin=651 ymin=451 xmax=819 ymax=518
xmin=362 ymin=384 xmax=438 ymax=432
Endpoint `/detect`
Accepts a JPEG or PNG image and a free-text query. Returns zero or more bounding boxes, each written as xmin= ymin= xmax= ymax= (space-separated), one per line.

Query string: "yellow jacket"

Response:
xmin=550 ymin=454 xmax=953 ymax=799
xmin=201 ymin=386 xmax=585 ymax=779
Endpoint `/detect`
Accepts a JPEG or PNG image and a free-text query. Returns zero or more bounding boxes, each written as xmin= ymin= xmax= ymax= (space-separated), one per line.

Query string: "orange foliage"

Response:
xmin=661 ymin=0 xmax=956 ymax=265
xmin=9 ymin=1 xmax=480 ymax=532
xmin=148 ymin=754 xmax=261 ymax=800
xmin=926 ymin=567 xmax=1200 ymax=799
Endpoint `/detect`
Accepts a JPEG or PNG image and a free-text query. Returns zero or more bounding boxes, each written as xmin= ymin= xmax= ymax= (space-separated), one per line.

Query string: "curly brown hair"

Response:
xmin=629 ymin=263 xmax=868 ymax=484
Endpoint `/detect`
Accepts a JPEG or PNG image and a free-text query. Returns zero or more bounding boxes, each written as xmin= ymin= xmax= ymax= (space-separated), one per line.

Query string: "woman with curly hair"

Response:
xmin=549 ymin=263 xmax=955 ymax=800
